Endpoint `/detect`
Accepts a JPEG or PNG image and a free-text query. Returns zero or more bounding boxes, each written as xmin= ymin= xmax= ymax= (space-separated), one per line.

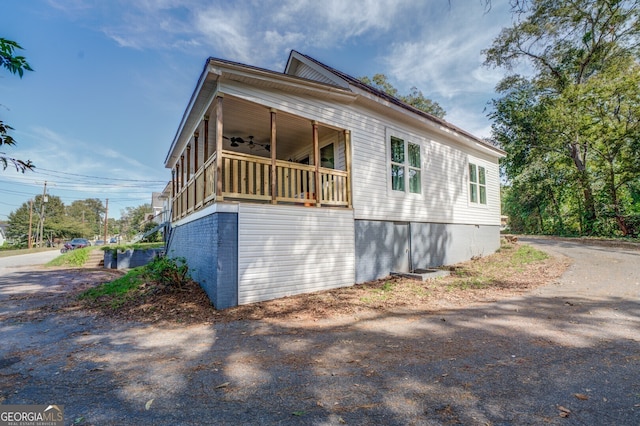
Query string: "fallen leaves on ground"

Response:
xmin=71 ymin=241 xmax=570 ymax=325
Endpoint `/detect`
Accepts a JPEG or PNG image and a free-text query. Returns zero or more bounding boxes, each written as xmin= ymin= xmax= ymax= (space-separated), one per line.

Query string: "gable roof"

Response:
xmin=167 ymin=51 xmax=504 ymax=167
xmin=285 ymin=50 xmax=504 ymax=157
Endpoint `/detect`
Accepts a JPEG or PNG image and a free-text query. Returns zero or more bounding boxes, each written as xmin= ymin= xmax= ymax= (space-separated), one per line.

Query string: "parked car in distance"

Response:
xmin=94 ymin=240 xmax=105 ymax=246
xmin=61 ymin=237 xmax=91 ymax=253
xmin=109 ymin=237 xmax=118 ymax=244
xmin=68 ymin=238 xmax=91 ymax=249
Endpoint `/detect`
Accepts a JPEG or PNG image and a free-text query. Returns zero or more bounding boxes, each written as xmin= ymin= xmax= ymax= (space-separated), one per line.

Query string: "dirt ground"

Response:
xmin=2 ymin=238 xmax=639 ymax=425
xmin=74 ymin=241 xmax=571 ymax=326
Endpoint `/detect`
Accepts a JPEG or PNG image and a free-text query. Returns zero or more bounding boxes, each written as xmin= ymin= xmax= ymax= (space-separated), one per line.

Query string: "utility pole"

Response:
xmin=27 ymin=199 xmax=33 ymax=249
xmin=38 ymin=181 xmax=47 ymax=248
xmin=103 ymin=198 xmax=108 ymax=243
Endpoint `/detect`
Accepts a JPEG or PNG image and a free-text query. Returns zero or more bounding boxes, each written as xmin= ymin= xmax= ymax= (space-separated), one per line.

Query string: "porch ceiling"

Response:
xmin=217 ymin=96 xmax=339 ymax=159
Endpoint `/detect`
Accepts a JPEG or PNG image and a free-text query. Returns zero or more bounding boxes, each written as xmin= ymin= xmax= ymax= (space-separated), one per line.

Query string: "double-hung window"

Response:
xmin=390 ymin=136 xmax=421 ymax=194
xmin=469 ymin=163 xmax=487 ymax=205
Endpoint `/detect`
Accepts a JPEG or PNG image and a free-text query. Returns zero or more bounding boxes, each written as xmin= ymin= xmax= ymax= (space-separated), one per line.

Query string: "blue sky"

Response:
xmin=0 ymin=0 xmax=514 ymax=220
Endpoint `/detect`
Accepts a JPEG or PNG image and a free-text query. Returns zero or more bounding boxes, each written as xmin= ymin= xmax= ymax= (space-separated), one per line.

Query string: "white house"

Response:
xmin=163 ymin=51 xmax=505 ymax=309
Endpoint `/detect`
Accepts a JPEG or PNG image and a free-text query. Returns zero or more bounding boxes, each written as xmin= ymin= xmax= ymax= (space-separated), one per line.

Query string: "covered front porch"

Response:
xmin=168 ymin=94 xmax=352 ymax=221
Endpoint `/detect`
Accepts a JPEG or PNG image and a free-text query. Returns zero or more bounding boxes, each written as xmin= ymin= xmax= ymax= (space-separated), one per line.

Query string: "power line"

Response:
xmin=33 ymin=167 xmax=167 ymax=183
xmin=1 ymin=177 xmax=164 ymax=189
xmin=0 ymin=178 xmax=164 ymax=193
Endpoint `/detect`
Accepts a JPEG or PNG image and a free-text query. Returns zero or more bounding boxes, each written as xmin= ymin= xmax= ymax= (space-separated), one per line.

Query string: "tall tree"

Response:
xmin=359 ymin=74 xmax=446 ymax=118
xmin=1 ymin=37 xmax=34 ymax=172
xmin=8 ymin=196 xmax=116 ymax=242
xmin=66 ymin=199 xmax=105 ymax=237
xmin=485 ymin=0 xmax=640 ymax=236
xmin=7 ymin=194 xmax=66 ymax=243
xmin=119 ymin=203 xmax=152 ymax=238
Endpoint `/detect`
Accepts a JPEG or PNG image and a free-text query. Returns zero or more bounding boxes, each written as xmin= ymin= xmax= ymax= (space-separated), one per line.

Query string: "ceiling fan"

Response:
xmin=225 ymin=135 xmax=270 ymax=152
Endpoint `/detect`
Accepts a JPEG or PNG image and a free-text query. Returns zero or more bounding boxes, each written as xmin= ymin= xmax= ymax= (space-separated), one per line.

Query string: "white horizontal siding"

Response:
xmin=293 ymin=63 xmax=337 ymax=85
xmin=221 ymin=81 xmax=501 ymax=226
xmin=237 ymin=204 xmax=355 ymax=305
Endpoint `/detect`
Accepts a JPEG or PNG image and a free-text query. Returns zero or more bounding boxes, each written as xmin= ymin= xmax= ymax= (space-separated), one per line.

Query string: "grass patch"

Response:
xmin=360 ymin=280 xmax=396 ymax=303
xmin=357 ymin=242 xmax=552 ymax=304
xmin=46 ymin=247 xmax=91 ymax=267
xmin=511 ymin=244 xmax=549 ymax=264
xmin=78 ymin=267 xmax=146 ymax=308
xmin=446 ymin=277 xmax=488 ymax=291
xmin=443 ymin=242 xmax=550 ymax=290
xmin=78 ymin=257 xmax=191 ymax=310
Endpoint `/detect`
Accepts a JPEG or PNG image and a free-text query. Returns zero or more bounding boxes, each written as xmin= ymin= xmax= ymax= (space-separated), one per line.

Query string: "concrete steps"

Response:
xmin=83 ymin=249 xmax=105 ymax=268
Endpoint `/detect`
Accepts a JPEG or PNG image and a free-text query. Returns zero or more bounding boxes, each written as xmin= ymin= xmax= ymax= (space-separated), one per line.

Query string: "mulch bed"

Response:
xmin=74 ymin=241 xmax=571 ymax=325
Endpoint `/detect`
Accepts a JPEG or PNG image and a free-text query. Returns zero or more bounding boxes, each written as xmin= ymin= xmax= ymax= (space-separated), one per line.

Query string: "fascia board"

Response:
xmin=352 ymin=87 xmax=505 ymax=158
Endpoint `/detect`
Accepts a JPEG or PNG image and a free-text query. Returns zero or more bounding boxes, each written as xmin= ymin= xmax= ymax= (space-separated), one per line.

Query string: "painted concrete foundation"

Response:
xmin=166 ymin=208 xmax=238 ymax=309
xmin=355 ymin=220 xmax=500 ymax=283
xmin=168 ymin=204 xmax=500 ymax=308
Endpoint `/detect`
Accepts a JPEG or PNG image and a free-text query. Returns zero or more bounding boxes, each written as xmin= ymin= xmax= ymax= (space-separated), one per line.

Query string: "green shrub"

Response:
xmin=145 ymin=256 xmax=190 ymax=290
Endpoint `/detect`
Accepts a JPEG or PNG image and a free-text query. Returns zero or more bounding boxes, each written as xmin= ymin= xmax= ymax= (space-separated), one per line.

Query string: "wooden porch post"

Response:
xmin=179 ymin=155 xmax=184 ymax=189
xmin=186 ymin=145 xmax=191 ymax=181
xmin=344 ymin=130 xmax=352 ymax=208
xmin=171 ymin=168 xmax=176 ymax=220
xmin=270 ymin=108 xmax=277 ymax=204
xmin=193 ymin=131 xmax=199 ymax=172
xmin=203 ymin=116 xmax=209 ymax=161
xmin=215 ymin=95 xmax=224 ymax=201
xmin=186 ymin=144 xmax=191 ymax=209
xmin=202 ymin=115 xmax=209 ymax=202
xmin=171 ymin=168 xmax=176 ymax=198
xmin=179 ymin=155 xmax=184 ymax=217
xmin=203 ymin=116 xmax=209 ymax=201
xmin=312 ymin=121 xmax=320 ymax=206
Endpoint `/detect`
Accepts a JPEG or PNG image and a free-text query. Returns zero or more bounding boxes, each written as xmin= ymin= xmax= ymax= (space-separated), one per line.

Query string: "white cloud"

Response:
xmin=272 ymin=0 xmax=405 ymax=41
xmin=383 ymin=2 xmax=512 ymax=100
xmin=9 ymin=126 xmax=165 ymax=190
xmin=54 ymin=0 xmax=430 ymax=66
xmin=193 ymin=6 xmax=254 ymax=62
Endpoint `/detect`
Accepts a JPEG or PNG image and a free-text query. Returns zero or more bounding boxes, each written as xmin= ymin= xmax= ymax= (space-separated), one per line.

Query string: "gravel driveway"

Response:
xmin=1 ymin=238 xmax=639 ymax=425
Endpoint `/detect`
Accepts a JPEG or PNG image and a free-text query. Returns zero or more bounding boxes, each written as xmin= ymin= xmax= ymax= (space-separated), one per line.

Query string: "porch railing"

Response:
xmin=172 ymin=150 xmax=349 ymax=220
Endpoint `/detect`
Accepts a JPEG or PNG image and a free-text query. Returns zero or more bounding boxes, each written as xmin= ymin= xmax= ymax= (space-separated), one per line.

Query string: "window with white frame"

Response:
xmin=469 ymin=163 xmax=487 ymax=205
xmin=390 ymin=136 xmax=421 ymax=194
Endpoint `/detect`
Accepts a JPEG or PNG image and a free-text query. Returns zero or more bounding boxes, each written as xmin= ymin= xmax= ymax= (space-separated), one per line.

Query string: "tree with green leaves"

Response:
xmin=119 ymin=203 xmax=152 ymax=238
xmin=485 ymin=0 xmax=640 ymax=236
xmin=1 ymin=37 xmax=34 ymax=172
xmin=66 ymin=199 xmax=106 ymax=237
xmin=7 ymin=194 xmax=66 ymax=244
xmin=8 ymin=196 xmax=115 ymax=244
xmin=359 ymin=74 xmax=446 ymax=118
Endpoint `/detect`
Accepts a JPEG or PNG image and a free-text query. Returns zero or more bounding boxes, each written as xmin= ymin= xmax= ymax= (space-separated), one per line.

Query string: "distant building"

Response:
xmin=0 ymin=223 xmax=7 ymax=246
xmin=151 ymin=192 xmax=165 ymax=224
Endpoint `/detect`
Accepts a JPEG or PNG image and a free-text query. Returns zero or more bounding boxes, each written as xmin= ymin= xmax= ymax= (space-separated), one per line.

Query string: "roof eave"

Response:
xmin=165 ymin=57 xmax=357 ymax=168
xmin=290 ymin=51 xmax=505 ymax=157
xmin=164 ymin=59 xmax=220 ymax=167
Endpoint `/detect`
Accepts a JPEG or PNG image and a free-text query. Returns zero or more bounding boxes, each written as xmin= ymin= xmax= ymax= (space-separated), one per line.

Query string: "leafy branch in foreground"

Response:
xmin=1 ymin=37 xmax=34 ymax=172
